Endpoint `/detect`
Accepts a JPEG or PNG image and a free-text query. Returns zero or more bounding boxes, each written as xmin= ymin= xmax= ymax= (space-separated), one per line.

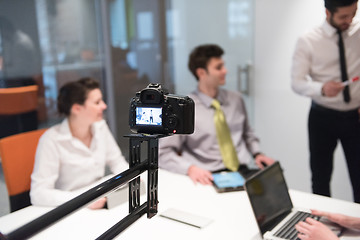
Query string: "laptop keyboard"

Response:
xmin=273 ymin=211 xmax=320 ymax=240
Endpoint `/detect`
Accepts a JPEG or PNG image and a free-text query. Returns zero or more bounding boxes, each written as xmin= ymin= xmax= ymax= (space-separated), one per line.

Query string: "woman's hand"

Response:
xmin=87 ymin=197 xmax=107 ymax=210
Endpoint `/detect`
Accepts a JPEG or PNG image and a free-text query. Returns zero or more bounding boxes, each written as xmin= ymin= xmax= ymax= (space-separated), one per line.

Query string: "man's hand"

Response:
xmin=322 ymin=81 xmax=344 ymax=97
xmin=295 ymin=217 xmax=339 ymax=240
xmin=187 ymin=165 xmax=213 ymax=185
xmin=255 ymin=154 xmax=275 ymax=169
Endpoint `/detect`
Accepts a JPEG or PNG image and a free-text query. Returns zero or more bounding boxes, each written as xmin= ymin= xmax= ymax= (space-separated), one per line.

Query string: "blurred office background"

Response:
xmin=0 ymin=0 xmax=358 ymax=216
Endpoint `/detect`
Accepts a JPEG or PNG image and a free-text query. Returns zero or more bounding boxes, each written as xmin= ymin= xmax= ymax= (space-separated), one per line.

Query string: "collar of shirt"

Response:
xmin=348 ymin=19 xmax=360 ymax=37
xmin=322 ymin=19 xmax=360 ymax=38
xmin=56 ymin=118 xmax=104 ymax=150
xmin=57 ymin=118 xmax=73 ymax=141
xmin=322 ymin=20 xmax=337 ymax=38
xmin=193 ymin=88 xmax=228 ymax=108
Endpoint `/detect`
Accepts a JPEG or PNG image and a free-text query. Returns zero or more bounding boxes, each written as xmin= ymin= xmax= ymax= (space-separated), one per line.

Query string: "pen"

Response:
xmin=342 ymin=76 xmax=359 ymax=86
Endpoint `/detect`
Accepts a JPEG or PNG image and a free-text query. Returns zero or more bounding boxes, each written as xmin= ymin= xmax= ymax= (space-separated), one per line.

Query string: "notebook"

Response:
xmin=244 ymin=162 xmax=343 ymax=240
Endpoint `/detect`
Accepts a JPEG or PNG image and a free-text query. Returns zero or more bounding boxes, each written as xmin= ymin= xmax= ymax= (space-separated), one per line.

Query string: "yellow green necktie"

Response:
xmin=211 ymin=99 xmax=239 ymax=171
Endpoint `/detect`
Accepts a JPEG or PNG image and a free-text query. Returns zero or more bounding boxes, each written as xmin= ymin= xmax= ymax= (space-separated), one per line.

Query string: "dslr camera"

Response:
xmin=129 ymin=83 xmax=195 ymax=134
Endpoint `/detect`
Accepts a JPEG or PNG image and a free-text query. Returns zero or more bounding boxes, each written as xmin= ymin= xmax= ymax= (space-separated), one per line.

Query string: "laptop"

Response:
xmin=244 ymin=161 xmax=343 ymax=240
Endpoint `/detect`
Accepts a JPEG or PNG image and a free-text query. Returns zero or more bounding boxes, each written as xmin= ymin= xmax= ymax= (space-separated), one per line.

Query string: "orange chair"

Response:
xmin=0 ymin=85 xmax=39 ymax=137
xmin=0 ymin=128 xmax=47 ymax=212
xmin=0 ymin=85 xmax=38 ymax=115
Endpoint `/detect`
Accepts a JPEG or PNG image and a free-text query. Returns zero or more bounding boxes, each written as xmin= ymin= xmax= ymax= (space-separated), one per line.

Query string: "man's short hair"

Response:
xmin=188 ymin=44 xmax=224 ymax=81
xmin=325 ymin=0 xmax=358 ymax=13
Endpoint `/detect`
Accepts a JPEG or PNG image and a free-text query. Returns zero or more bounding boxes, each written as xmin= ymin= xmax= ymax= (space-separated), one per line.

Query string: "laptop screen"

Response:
xmin=245 ymin=162 xmax=293 ymax=235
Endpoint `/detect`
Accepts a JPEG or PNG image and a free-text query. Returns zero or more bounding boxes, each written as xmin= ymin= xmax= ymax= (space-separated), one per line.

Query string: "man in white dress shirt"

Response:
xmin=291 ymin=0 xmax=360 ymax=203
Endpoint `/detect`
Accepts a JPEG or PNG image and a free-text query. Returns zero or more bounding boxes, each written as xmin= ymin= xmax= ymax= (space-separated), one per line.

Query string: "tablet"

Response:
xmin=212 ymin=171 xmax=245 ymax=193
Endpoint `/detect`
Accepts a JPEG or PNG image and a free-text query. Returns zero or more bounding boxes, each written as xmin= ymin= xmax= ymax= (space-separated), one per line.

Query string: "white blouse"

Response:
xmin=30 ymin=119 xmax=128 ymax=207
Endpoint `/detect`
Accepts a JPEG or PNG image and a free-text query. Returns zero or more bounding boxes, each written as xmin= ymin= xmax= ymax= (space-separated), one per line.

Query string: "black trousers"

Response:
xmin=308 ymin=103 xmax=360 ymax=203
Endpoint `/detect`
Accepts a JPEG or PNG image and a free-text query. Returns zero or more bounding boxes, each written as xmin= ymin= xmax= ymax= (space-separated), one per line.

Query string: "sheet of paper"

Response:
xmin=160 ymin=208 xmax=213 ymax=228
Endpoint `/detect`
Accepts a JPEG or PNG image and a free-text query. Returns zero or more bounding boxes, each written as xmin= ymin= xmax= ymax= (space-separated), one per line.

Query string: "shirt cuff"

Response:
xmin=253 ymin=152 xmax=262 ymax=158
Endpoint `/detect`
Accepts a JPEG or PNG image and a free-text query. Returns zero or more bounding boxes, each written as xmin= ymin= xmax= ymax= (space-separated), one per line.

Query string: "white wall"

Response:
xmin=169 ymin=0 xmax=254 ymax=97
xmin=254 ymin=0 xmax=360 ymax=202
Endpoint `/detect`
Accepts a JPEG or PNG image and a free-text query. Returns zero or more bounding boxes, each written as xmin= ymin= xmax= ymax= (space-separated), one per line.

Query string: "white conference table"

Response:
xmin=0 ymin=169 xmax=359 ymax=240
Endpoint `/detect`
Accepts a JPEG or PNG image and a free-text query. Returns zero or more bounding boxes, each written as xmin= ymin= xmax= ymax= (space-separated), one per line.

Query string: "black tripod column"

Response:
xmin=147 ymin=137 xmax=159 ymax=218
xmin=127 ymin=134 xmax=165 ymax=218
xmin=128 ymin=137 xmax=142 ymax=214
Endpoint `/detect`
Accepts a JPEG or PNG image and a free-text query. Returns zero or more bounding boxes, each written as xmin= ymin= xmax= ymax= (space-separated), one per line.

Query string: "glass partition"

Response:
xmin=0 ymin=0 xmax=254 ymax=151
xmin=0 ymin=0 xmax=106 ymax=136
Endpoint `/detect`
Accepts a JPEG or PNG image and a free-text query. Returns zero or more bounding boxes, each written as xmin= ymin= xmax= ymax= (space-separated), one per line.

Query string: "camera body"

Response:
xmin=129 ymin=83 xmax=195 ymax=134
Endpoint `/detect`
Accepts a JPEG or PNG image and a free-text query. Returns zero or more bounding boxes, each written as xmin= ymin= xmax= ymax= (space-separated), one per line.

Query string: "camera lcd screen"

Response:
xmin=135 ymin=107 xmax=162 ymax=126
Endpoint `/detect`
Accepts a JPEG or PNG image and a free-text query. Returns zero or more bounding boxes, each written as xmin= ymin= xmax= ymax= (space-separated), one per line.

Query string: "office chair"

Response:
xmin=0 ymin=128 xmax=47 ymax=212
xmin=0 ymin=85 xmax=38 ymax=115
xmin=0 ymin=85 xmax=39 ymax=138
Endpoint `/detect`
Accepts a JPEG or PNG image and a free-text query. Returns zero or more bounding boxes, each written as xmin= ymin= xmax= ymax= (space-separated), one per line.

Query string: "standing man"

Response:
xmin=291 ymin=0 xmax=360 ymax=202
xmin=149 ymin=109 xmax=153 ymax=123
xmin=159 ymin=44 xmax=274 ymax=185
